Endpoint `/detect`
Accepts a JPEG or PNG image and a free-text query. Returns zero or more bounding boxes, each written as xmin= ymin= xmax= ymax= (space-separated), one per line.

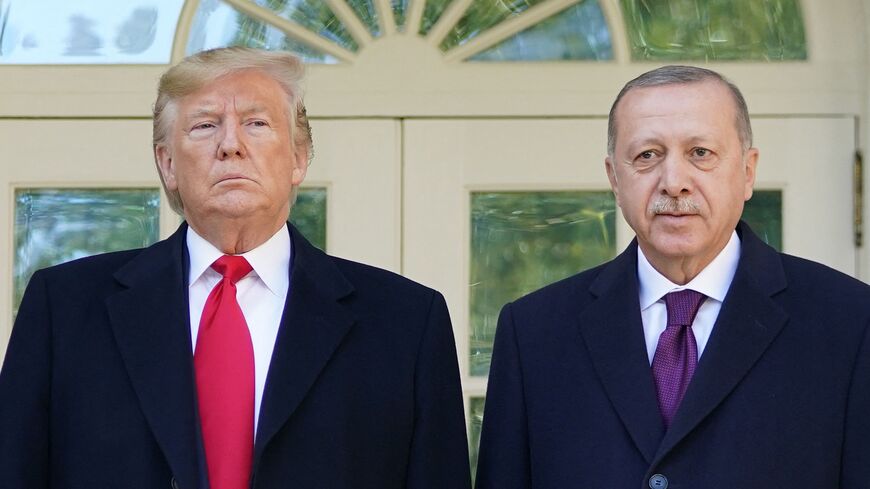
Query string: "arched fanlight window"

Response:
xmin=185 ymin=0 xmax=613 ymax=63
xmin=0 ymin=0 xmax=807 ymax=64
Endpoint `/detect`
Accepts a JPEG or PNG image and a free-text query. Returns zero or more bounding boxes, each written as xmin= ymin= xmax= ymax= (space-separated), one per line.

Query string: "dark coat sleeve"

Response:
xmin=841 ymin=319 xmax=870 ymax=488
xmin=405 ymin=291 xmax=471 ymax=489
xmin=0 ymin=270 xmax=51 ymax=489
xmin=475 ymin=302 xmax=532 ymax=489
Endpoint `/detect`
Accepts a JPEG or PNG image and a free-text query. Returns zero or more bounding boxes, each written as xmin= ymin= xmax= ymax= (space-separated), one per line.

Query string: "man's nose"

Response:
xmin=216 ymin=122 xmax=247 ymax=160
xmin=659 ymin=154 xmax=692 ymax=197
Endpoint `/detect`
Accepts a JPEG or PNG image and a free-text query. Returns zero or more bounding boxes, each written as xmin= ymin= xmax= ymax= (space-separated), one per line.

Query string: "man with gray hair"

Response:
xmin=0 ymin=47 xmax=471 ymax=489
xmin=476 ymin=65 xmax=870 ymax=488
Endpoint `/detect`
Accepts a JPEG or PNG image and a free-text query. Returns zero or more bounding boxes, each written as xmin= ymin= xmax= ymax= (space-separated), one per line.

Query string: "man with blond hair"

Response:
xmin=476 ymin=65 xmax=870 ymax=488
xmin=0 ymin=47 xmax=470 ymax=489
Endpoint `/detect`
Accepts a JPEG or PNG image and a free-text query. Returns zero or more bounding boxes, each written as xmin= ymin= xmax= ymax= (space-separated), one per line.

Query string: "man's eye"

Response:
xmin=639 ymin=150 xmax=655 ymax=159
xmin=192 ymin=122 xmax=215 ymax=130
xmin=250 ymin=120 xmax=269 ymax=127
xmin=692 ymin=147 xmax=710 ymax=157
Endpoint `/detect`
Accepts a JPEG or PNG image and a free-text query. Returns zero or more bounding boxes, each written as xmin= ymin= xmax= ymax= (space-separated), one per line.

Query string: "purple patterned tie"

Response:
xmin=652 ymin=289 xmax=707 ymax=428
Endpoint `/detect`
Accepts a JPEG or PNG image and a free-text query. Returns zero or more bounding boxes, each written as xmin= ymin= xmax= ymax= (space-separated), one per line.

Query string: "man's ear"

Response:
xmin=605 ymin=156 xmax=621 ymax=207
xmin=743 ymin=147 xmax=759 ymax=201
xmin=291 ymin=145 xmax=309 ymax=186
xmin=154 ymin=144 xmax=178 ymax=191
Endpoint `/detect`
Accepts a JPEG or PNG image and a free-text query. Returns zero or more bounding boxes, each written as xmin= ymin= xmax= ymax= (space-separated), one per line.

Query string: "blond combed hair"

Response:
xmin=152 ymin=47 xmax=313 ymax=214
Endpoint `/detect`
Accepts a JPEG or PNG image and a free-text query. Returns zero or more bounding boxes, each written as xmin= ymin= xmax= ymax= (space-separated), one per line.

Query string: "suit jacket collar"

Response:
xmin=578 ymin=221 xmax=788 ymax=465
xmin=106 ymin=223 xmax=357 ymax=487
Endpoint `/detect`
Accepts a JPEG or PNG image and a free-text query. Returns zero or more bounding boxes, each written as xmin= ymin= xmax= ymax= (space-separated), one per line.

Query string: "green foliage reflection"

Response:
xmin=621 ymin=0 xmax=807 ymax=60
xmin=441 ymin=0 xmax=545 ymax=51
xmin=291 ymin=187 xmax=327 ymax=250
xmin=251 ymin=0 xmax=359 ymax=51
xmin=392 ymin=0 xmax=408 ymax=29
xmin=14 ymin=189 xmax=160 ymax=316
xmin=347 ymin=0 xmax=381 ymax=36
xmin=419 ymin=0 xmax=452 ymax=35
xmin=742 ymin=190 xmax=782 ymax=250
xmin=470 ymin=191 xmax=616 ymax=376
xmin=470 ymin=0 xmax=612 ymax=61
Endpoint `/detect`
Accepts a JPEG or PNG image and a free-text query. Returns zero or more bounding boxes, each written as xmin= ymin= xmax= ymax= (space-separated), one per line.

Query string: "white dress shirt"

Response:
xmin=637 ymin=231 xmax=741 ymax=365
xmin=187 ymin=224 xmax=291 ymax=433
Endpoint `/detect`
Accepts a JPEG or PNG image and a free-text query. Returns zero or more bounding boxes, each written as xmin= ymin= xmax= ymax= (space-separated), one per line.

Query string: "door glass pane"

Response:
xmin=419 ymin=0 xmax=452 ymax=35
xmin=0 ymin=0 xmax=182 ymax=64
xmin=468 ymin=396 xmax=485 ymax=483
xmin=441 ymin=0 xmax=546 ymax=52
xmin=392 ymin=0 xmax=408 ymax=30
xmin=187 ymin=0 xmax=339 ymax=64
xmin=470 ymin=191 xmax=617 ymax=376
xmin=252 ymin=0 xmax=359 ymax=51
xmin=742 ymin=189 xmax=782 ymax=250
xmin=14 ymin=189 xmax=160 ymax=316
xmin=347 ymin=0 xmax=381 ymax=36
xmin=468 ymin=1 xmax=612 ymax=61
xmin=621 ymin=0 xmax=807 ymax=60
xmin=291 ymin=187 xmax=327 ymax=250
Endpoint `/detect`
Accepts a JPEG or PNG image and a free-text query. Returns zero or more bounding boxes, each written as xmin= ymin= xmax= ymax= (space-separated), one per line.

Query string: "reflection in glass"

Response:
xmin=291 ymin=187 xmax=327 ymax=250
xmin=470 ymin=192 xmax=616 ymax=376
xmin=469 ymin=0 xmax=612 ymax=61
xmin=468 ymin=397 xmax=485 ymax=483
xmin=187 ymin=0 xmax=339 ymax=63
xmin=742 ymin=190 xmax=782 ymax=250
xmin=347 ymin=0 xmax=381 ymax=36
xmin=14 ymin=189 xmax=160 ymax=315
xmin=419 ymin=0 xmax=452 ymax=35
xmin=252 ymin=0 xmax=359 ymax=52
xmin=621 ymin=0 xmax=807 ymax=60
xmin=441 ymin=0 xmax=545 ymax=51
xmin=392 ymin=0 xmax=409 ymax=30
xmin=0 ymin=0 xmax=181 ymax=64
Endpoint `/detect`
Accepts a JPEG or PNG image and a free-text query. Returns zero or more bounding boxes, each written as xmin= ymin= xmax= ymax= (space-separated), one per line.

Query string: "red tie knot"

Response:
xmin=211 ymin=255 xmax=253 ymax=284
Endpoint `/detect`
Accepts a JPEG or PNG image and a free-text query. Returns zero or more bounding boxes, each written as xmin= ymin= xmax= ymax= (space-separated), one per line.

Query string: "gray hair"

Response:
xmin=607 ymin=65 xmax=752 ymax=156
xmin=152 ymin=47 xmax=313 ymax=214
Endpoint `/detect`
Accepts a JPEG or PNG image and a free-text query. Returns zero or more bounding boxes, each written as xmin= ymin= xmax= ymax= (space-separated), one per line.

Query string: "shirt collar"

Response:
xmin=637 ymin=230 xmax=741 ymax=310
xmin=186 ymin=223 xmax=292 ymax=298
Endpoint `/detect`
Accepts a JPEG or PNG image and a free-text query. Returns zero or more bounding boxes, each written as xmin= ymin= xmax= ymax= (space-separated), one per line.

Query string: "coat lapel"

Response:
xmin=652 ymin=222 xmax=789 ymax=465
xmin=577 ymin=243 xmax=665 ymax=464
xmin=105 ymin=224 xmax=202 ymax=489
xmin=253 ymin=226 xmax=355 ymax=469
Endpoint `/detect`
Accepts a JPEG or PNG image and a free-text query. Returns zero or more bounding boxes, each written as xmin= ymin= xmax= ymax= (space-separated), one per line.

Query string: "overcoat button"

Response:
xmin=649 ymin=474 xmax=668 ymax=489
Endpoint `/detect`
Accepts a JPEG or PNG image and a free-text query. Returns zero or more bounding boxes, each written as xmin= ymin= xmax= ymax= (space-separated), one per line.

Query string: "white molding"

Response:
xmin=374 ymin=0 xmax=397 ymax=35
xmin=171 ymin=0 xmax=201 ymax=63
xmin=324 ymin=0 xmax=374 ymax=48
xmin=425 ymin=0 xmax=472 ymax=47
xmin=599 ymin=0 xmax=630 ymax=63
xmin=405 ymin=0 xmax=426 ymax=35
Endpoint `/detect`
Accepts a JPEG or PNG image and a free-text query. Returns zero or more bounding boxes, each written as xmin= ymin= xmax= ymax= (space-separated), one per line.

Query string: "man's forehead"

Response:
xmin=178 ymin=70 xmax=287 ymax=113
xmin=615 ymin=82 xmax=737 ymax=135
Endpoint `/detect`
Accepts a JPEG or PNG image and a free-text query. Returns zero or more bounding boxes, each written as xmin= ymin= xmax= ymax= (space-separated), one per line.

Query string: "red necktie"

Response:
xmin=652 ymin=289 xmax=706 ymax=428
xmin=194 ymin=255 xmax=254 ymax=489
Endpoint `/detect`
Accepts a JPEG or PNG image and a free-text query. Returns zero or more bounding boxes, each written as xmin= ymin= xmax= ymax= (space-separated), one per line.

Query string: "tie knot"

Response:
xmin=211 ymin=255 xmax=252 ymax=284
xmin=664 ymin=289 xmax=707 ymax=327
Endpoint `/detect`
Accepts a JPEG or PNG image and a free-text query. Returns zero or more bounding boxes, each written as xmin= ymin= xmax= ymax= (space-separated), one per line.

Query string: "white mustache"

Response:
xmin=649 ymin=197 xmax=701 ymax=215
